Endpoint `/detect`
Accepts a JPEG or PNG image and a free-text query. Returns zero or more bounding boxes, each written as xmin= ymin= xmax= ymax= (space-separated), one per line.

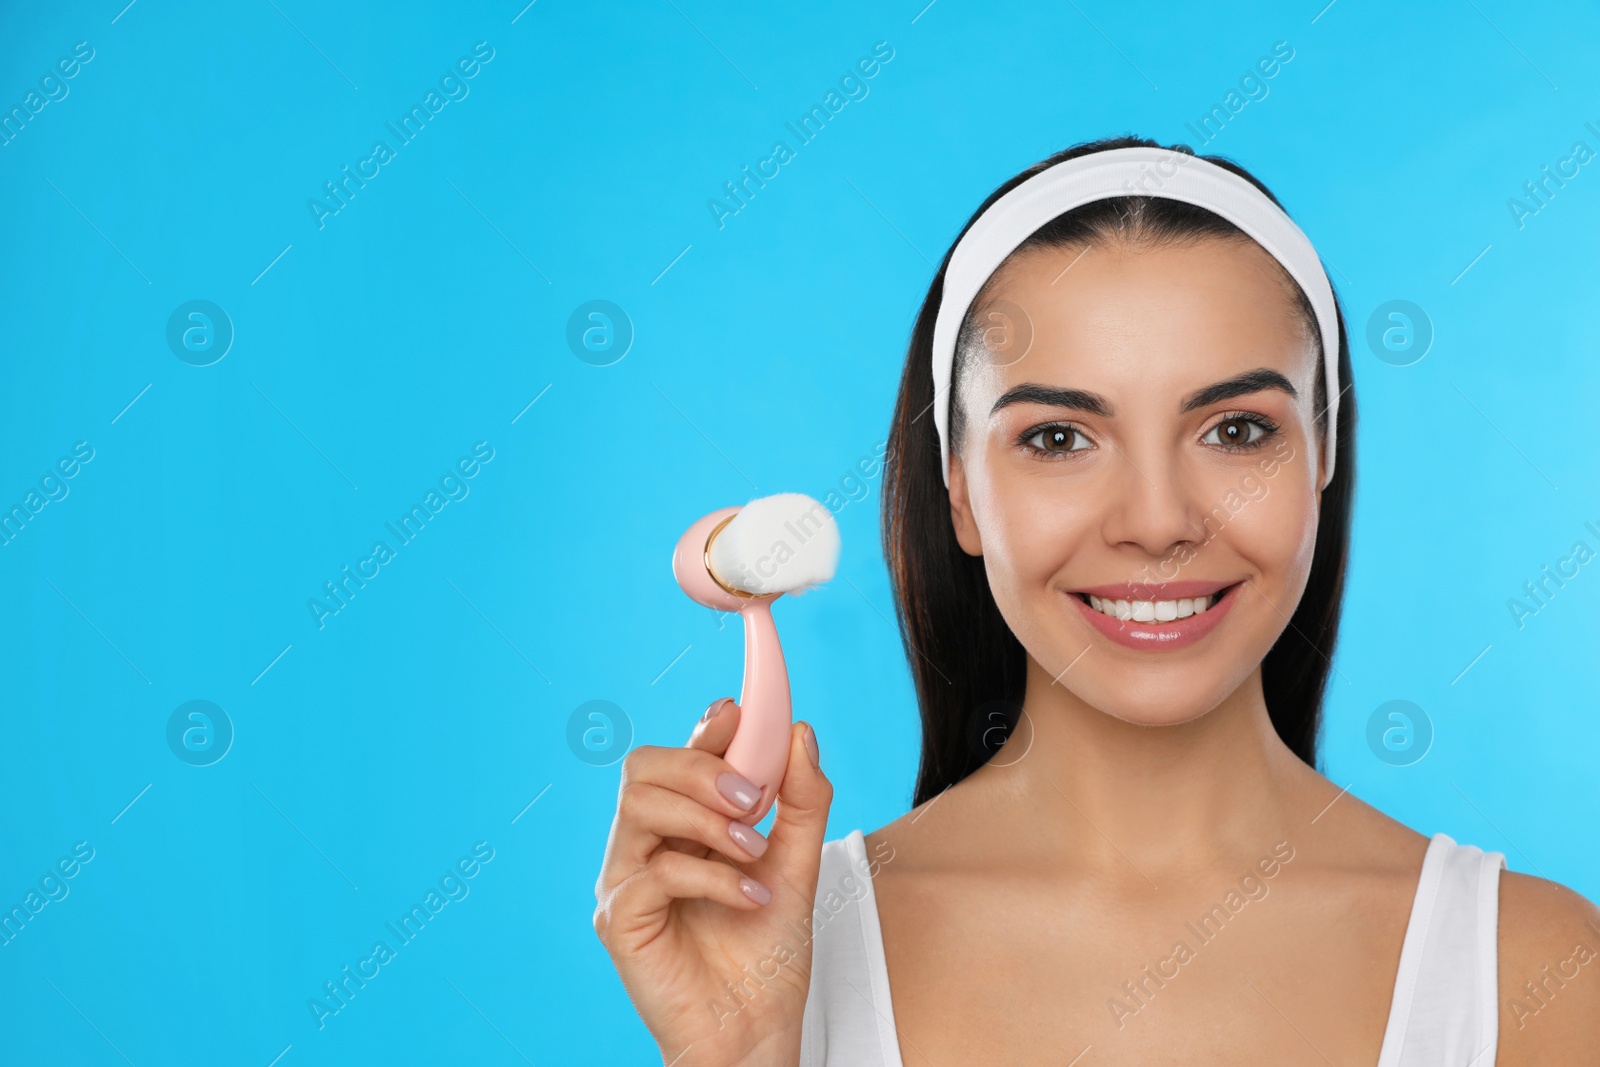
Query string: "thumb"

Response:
xmin=762 ymin=722 xmax=832 ymax=877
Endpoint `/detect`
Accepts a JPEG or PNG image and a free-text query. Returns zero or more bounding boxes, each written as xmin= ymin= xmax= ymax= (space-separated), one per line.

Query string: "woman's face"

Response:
xmin=948 ymin=236 xmax=1326 ymax=726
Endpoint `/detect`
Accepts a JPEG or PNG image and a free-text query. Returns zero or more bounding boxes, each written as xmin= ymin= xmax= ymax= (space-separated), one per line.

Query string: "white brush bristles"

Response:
xmin=708 ymin=492 xmax=840 ymax=596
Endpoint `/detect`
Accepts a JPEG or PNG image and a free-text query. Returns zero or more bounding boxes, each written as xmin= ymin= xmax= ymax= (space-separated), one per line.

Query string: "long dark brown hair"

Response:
xmin=881 ymin=134 xmax=1356 ymax=808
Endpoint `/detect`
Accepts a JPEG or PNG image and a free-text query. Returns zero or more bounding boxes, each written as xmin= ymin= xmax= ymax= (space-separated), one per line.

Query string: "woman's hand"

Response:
xmin=593 ymin=699 xmax=833 ymax=1067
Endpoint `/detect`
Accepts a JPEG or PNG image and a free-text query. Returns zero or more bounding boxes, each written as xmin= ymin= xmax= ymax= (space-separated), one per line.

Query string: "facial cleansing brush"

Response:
xmin=671 ymin=492 xmax=840 ymax=823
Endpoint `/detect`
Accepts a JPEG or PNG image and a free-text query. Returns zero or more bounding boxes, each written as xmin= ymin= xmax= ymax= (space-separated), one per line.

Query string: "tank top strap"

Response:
xmin=799 ymin=829 xmax=903 ymax=1067
xmin=1376 ymin=832 xmax=1507 ymax=1067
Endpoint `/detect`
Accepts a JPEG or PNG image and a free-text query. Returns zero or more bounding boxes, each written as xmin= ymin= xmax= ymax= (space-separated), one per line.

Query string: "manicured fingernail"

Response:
xmin=802 ymin=722 xmax=820 ymax=768
xmin=701 ymin=698 xmax=731 ymax=723
xmin=739 ymin=875 xmax=772 ymax=905
xmin=727 ymin=820 xmax=768 ymax=858
xmin=716 ymin=772 xmax=761 ymax=812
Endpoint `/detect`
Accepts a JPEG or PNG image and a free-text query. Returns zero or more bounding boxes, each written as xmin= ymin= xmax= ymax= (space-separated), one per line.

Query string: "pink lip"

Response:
xmin=1066 ymin=581 xmax=1243 ymax=651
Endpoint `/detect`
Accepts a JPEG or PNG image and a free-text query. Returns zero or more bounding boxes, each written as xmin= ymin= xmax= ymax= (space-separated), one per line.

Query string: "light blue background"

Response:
xmin=2 ymin=1 xmax=1596 ymax=1062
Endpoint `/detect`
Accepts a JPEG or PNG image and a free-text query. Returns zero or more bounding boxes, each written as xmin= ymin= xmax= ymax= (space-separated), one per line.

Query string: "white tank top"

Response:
xmin=800 ymin=829 xmax=1506 ymax=1066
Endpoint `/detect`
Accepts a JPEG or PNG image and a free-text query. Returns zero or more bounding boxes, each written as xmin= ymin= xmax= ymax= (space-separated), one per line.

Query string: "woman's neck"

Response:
xmin=955 ymin=655 xmax=1326 ymax=882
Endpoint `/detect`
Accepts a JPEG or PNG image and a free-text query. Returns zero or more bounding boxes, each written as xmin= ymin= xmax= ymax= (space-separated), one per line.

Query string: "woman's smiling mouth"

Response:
xmin=1065 ymin=580 xmax=1245 ymax=649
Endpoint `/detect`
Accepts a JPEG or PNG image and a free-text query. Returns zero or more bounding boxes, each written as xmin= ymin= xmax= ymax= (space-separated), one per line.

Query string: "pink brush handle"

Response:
xmin=722 ymin=596 xmax=790 ymax=824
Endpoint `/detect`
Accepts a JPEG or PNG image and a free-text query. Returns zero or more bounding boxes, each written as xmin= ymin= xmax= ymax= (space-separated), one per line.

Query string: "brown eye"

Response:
xmin=1022 ymin=424 xmax=1090 ymax=455
xmin=1202 ymin=415 xmax=1271 ymax=449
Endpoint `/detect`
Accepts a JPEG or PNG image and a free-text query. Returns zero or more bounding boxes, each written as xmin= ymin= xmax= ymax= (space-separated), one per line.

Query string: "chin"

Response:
xmin=1074 ymin=672 xmax=1238 ymax=728
xmin=1024 ymin=599 xmax=1269 ymax=728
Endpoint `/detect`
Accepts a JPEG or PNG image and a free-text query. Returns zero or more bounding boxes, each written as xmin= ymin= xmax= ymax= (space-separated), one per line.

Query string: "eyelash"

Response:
xmin=1202 ymin=410 xmax=1281 ymax=452
xmin=1015 ymin=411 xmax=1282 ymax=460
xmin=1015 ymin=422 xmax=1092 ymax=460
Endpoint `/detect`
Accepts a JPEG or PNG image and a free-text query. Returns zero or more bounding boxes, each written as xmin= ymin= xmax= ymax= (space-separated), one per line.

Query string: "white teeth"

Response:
xmin=1081 ymin=592 xmax=1219 ymax=624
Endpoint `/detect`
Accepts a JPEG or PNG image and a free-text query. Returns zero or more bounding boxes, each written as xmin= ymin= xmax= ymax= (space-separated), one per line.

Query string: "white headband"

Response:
xmin=931 ymin=145 xmax=1340 ymax=490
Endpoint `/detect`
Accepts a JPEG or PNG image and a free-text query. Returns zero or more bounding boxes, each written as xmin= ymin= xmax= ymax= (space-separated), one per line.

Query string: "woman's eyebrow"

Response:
xmin=1179 ymin=368 xmax=1298 ymax=412
xmin=991 ymin=368 xmax=1297 ymax=418
xmin=990 ymin=383 xmax=1112 ymax=417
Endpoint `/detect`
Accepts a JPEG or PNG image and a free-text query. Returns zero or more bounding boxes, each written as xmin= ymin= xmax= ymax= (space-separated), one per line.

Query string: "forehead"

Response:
xmin=974 ymin=237 xmax=1316 ymax=396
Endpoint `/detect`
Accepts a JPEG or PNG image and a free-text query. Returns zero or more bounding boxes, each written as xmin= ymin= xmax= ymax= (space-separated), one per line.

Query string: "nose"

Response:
xmin=1097 ymin=444 xmax=1204 ymax=562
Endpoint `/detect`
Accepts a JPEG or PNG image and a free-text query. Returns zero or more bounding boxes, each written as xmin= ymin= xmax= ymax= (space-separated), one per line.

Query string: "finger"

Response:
xmin=685 ymin=697 xmax=740 ymax=754
xmin=755 ymin=722 xmax=832 ymax=895
xmin=598 ymin=741 xmax=771 ymax=892
xmin=618 ymin=742 xmax=767 ymax=822
xmin=604 ymin=849 xmax=772 ymax=942
xmin=601 ymin=780 xmax=770 ymax=888
xmin=663 ymin=699 xmax=741 ymax=860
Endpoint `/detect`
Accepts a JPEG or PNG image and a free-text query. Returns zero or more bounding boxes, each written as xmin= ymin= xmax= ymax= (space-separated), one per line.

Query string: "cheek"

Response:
xmin=970 ymin=474 xmax=1089 ymax=596
xmin=1226 ymin=481 xmax=1320 ymax=592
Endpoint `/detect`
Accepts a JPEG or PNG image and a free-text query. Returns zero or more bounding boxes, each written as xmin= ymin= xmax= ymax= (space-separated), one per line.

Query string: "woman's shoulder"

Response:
xmin=854 ymin=785 xmax=978 ymax=875
xmin=1495 ymin=866 xmax=1600 ymax=1065
xmin=817 ymin=829 xmax=895 ymax=891
xmin=820 ymin=826 xmax=896 ymax=863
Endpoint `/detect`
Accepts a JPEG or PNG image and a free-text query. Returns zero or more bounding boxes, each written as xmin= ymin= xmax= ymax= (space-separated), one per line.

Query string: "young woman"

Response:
xmin=593 ymin=136 xmax=1600 ymax=1066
